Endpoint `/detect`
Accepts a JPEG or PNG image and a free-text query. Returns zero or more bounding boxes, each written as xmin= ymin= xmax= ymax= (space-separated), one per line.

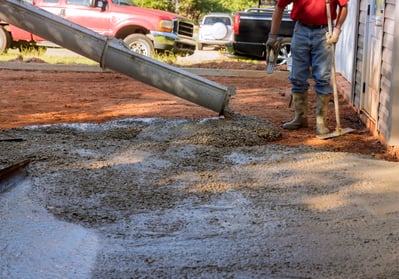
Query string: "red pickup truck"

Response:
xmin=0 ymin=0 xmax=196 ymax=57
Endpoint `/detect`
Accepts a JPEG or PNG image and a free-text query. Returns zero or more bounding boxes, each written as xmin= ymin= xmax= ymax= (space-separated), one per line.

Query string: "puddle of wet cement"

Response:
xmin=0 ymin=177 xmax=98 ymax=278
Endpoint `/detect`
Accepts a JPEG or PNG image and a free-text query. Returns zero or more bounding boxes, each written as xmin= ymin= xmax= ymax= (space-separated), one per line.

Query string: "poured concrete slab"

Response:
xmin=1 ymin=119 xmax=399 ymax=278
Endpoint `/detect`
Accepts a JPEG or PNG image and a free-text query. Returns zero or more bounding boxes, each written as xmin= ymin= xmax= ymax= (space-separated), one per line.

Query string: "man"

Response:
xmin=267 ymin=0 xmax=348 ymax=135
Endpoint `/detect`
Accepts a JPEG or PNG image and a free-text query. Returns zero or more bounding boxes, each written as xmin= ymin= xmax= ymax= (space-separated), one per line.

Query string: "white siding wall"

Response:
xmin=385 ymin=0 xmax=398 ymax=145
xmin=335 ymin=0 xmax=357 ymax=82
xmin=353 ymin=0 xmax=368 ymax=108
xmin=388 ymin=31 xmax=399 ymax=145
xmin=352 ymin=0 xmax=398 ymax=148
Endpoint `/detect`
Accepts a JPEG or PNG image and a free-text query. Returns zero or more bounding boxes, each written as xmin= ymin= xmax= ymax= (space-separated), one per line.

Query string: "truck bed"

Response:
xmin=227 ymin=8 xmax=295 ymax=59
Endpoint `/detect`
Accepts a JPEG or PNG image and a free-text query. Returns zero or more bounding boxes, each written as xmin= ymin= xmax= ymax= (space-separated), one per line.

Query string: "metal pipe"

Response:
xmin=0 ymin=0 xmax=235 ymax=114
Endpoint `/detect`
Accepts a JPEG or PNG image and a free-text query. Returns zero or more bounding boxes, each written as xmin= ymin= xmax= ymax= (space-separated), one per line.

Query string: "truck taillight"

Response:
xmin=233 ymin=14 xmax=240 ymax=34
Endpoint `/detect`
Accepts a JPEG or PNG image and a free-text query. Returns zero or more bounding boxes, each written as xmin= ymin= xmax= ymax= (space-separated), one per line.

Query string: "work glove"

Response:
xmin=266 ymin=34 xmax=280 ymax=69
xmin=326 ymin=27 xmax=341 ymax=46
xmin=266 ymin=34 xmax=280 ymax=53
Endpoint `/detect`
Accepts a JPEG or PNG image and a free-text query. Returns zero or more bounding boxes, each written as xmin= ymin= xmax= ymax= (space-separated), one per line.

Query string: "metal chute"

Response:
xmin=0 ymin=0 xmax=235 ymax=115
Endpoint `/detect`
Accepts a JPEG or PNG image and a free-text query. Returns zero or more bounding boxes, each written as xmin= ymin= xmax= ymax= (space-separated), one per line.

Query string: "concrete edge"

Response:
xmin=0 ymin=61 xmax=287 ymax=78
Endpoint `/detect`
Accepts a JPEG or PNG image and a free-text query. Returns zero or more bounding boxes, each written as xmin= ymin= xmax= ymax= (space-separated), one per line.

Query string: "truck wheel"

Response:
xmin=0 ymin=26 xmax=11 ymax=54
xmin=276 ymin=38 xmax=291 ymax=66
xmin=123 ymin=34 xmax=154 ymax=57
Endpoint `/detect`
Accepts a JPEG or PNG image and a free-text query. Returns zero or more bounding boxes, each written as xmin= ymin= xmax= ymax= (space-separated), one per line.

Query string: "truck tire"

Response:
xmin=0 ymin=26 xmax=11 ymax=54
xmin=276 ymin=38 xmax=291 ymax=65
xmin=123 ymin=34 xmax=155 ymax=57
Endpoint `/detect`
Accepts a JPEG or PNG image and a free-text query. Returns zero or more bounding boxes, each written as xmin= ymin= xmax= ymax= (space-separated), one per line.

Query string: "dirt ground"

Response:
xmin=1 ymin=58 xmax=399 ymax=278
xmin=0 ymin=60 xmax=395 ymax=161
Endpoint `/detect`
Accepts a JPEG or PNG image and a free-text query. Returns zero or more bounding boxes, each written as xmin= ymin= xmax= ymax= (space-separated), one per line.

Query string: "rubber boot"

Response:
xmin=316 ymin=94 xmax=331 ymax=135
xmin=283 ymin=91 xmax=308 ymax=130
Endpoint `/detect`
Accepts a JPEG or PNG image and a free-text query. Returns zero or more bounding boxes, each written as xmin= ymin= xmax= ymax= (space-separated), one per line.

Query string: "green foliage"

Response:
xmin=217 ymin=0 xmax=259 ymax=13
xmin=137 ymin=0 xmax=259 ymax=23
xmin=178 ymin=0 xmax=204 ymax=22
xmin=138 ymin=0 xmax=175 ymax=11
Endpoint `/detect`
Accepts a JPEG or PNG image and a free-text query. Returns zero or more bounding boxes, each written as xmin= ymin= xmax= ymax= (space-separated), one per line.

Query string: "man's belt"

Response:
xmin=298 ymin=22 xmax=328 ymax=29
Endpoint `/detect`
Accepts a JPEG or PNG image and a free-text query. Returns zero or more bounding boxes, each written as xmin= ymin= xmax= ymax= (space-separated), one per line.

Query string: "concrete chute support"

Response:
xmin=0 ymin=0 xmax=235 ymax=115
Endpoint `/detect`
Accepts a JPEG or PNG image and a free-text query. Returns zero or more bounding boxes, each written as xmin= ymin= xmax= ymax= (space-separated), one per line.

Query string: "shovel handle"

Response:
xmin=326 ymin=0 xmax=342 ymax=130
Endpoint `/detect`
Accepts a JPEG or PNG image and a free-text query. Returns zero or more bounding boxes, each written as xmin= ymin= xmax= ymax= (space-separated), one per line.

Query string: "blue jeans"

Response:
xmin=289 ymin=22 xmax=332 ymax=96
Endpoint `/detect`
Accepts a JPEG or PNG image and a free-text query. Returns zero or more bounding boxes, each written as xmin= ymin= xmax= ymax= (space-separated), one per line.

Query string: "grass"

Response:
xmin=0 ymin=47 xmax=183 ymax=65
xmin=0 ymin=46 xmax=260 ymax=66
xmin=0 ymin=48 xmax=98 ymax=65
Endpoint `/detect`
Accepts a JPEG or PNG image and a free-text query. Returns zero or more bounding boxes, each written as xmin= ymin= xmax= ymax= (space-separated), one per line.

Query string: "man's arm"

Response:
xmin=335 ymin=4 xmax=348 ymax=30
xmin=327 ymin=4 xmax=348 ymax=45
xmin=270 ymin=6 xmax=285 ymax=36
xmin=266 ymin=4 xmax=287 ymax=74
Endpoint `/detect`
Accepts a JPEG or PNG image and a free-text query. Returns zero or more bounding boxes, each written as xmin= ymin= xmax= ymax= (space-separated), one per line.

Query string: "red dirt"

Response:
xmin=0 ymin=60 xmax=396 ymax=161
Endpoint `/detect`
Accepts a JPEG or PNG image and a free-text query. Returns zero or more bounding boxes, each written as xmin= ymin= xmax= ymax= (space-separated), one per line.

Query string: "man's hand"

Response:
xmin=266 ymin=34 xmax=280 ymax=52
xmin=326 ymin=27 xmax=341 ymax=46
xmin=266 ymin=34 xmax=280 ymax=74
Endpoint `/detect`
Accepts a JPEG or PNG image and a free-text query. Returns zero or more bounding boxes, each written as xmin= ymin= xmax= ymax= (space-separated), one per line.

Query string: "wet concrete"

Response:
xmin=1 ymin=119 xmax=399 ymax=278
xmin=0 ymin=178 xmax=98 ymax=278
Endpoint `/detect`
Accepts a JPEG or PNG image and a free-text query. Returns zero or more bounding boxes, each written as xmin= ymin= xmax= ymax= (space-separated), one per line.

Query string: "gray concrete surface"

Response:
xmin=1 ymin=49 xmax=398 ymax=279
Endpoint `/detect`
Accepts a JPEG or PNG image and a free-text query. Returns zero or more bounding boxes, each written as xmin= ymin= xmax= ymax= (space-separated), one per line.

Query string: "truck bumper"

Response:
xmin=150 ymin=31 xmax=196 ymax=55
xmin=199 ymin=39 xmax=231 ymax=46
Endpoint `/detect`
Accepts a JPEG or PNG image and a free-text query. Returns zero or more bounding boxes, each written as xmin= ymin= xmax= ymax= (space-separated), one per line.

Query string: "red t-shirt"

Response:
xmin=277 ymin=0 xmax=349 ymax=25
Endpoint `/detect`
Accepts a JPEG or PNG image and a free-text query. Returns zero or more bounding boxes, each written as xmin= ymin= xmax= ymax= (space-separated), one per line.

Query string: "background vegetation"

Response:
xmin=136 ymin=0 xmax=275 ymax=23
